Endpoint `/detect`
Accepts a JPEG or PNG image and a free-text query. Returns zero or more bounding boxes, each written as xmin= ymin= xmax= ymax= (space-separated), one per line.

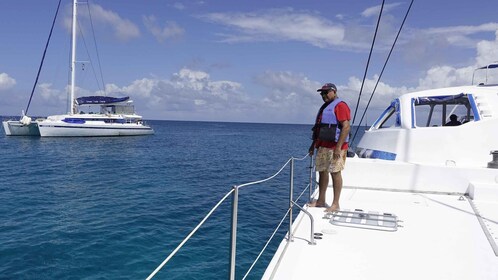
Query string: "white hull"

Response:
xmin=2 ymin=120 xmax=40 ymax=136
xmin=38 ymin=121 xmax=153 ymax=137
xmin=37 ymin=114 xmax=154 ymax=137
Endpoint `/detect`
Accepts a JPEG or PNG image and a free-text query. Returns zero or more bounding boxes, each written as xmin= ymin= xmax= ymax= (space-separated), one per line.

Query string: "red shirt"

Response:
xmin=315 ymin=101 xmax=351 ymax=150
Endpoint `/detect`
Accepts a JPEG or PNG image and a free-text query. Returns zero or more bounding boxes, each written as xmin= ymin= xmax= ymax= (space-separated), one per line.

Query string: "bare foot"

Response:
xmin=308 ymin=200 xmax=328 ymax=208
xmin=324 ymin=204 xmax=340 ymax=212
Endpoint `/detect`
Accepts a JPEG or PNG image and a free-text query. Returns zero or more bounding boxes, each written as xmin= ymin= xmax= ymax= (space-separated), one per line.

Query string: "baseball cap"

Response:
xmin=317 ymin=83 xmax=337 ymax=93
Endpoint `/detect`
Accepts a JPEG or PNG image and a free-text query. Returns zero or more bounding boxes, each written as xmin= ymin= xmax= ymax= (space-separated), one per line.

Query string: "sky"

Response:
xmin=1 ymin=0 xmax=498 ymax=125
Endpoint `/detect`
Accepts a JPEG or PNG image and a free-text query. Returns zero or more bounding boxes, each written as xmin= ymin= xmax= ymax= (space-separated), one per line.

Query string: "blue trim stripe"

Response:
xmin=467 ymin=94 xmax=481 ymax=121
xmin=411 ymin=98 xmax=415 ymax=128
xmin=356 ymin=148 xmax=397 ymax=160
xmin=370 ymin=150 xmax=397 ymax=160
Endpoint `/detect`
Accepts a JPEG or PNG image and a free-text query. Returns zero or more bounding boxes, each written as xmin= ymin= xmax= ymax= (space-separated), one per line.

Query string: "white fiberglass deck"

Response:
xmin=263 ymin=187 xmax=498 ymax=280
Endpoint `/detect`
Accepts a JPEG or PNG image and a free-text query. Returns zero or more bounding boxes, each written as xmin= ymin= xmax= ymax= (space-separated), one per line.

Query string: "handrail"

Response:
xmin=237 ymin=158 xmax=293 ymax=190
xmin=146 ymin=153 xmax=315 ymax=280
xmin=291 ymin=201 xmax=316 ymax=245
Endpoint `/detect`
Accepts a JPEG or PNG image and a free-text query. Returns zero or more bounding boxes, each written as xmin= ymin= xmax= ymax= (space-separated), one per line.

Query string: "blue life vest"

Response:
xmin=318 ymin=98 xmax=349 ymax=143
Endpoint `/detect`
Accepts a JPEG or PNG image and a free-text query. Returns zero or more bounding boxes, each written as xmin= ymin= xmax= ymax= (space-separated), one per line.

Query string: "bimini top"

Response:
xmin=76 ymin=96 xmax=130 ymax=105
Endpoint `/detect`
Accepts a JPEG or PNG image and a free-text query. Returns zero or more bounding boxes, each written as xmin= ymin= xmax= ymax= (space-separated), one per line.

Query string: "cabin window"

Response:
xmin=106 ymin=105 xmax=135 ymax=115
xmin=372 ymin=99 xmax=401 ymax=129
xmin=412 ymin=93 xmax=476 ymax=127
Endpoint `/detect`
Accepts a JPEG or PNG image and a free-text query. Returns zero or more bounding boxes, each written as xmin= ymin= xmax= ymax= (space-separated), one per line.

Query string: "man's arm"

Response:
xmin=334 ymin=120 xmax=350 ymax=157
xmin=309 ymin=139 xmax=316 ymax=155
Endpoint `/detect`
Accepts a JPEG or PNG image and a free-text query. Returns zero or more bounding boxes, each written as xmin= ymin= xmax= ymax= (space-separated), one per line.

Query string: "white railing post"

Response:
xmin=288 ymin=158 xmax=294 ymax=242
xmin=229 ymin=185 xmax=239 ymax=280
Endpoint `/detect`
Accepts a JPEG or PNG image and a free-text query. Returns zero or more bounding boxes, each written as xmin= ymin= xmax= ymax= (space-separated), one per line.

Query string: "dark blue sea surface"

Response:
xmin=0 ymin=120 xmax=365 ymax=279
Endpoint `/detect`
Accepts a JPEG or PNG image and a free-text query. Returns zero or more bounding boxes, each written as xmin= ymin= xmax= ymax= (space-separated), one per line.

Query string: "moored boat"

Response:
xmin=262 ymin=70 xmax=498 ymax=279
xmin=36 ymin=0 xmax=153 ymax=137
xmin=3 ymin=115 xmax=41 ymax=136
xmin=37 ymin=96 xmax=153 ymax=137
xmin=5 ymin=0 xmax=154 ymax=138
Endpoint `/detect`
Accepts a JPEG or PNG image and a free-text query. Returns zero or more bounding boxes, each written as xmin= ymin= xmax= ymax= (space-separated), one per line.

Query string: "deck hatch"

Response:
xmin=327 ymin=209 xmax=400 ymax=232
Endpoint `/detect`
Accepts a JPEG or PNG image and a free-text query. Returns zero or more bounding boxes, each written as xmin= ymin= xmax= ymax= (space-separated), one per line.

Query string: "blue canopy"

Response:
xmin=76 ymin=96 xmax=129 ymax=105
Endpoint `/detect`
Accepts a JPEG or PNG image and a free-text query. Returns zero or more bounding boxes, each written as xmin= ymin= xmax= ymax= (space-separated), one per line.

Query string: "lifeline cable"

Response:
xmin=350 ymin=0 xmax=415 ymax=147
xmin=24 ymin=0 xmax=63 ymax=115
xmin=351 ymin=0 xmax=385 ymax=125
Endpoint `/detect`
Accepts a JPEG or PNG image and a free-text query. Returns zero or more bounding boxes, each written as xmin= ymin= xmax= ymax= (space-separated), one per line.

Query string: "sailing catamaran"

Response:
xmin=261 ymin=73 xmax=498 ymax=280
xmin=3 ymin=0 xmax=154 ymax=137
xmin=37 ymin=0 xmax=153 ymax=137
xmin=145 ymin=65 xmax=498 ymax=280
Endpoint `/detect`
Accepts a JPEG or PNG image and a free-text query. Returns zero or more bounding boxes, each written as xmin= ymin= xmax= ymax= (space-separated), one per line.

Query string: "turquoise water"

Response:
xmin=0 ymin=120 xmax=365 ymax=279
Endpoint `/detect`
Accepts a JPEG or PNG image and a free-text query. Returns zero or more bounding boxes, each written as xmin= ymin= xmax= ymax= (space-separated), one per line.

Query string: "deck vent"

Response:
xmin=326 ymin=209 xmax=400 ymax=232
xmin=488 ymin=150 xmax=498 ymax=169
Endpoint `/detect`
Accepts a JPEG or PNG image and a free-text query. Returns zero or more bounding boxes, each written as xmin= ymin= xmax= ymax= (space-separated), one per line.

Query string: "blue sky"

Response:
xmin=1 ymin=0 xmax=498 ymax=124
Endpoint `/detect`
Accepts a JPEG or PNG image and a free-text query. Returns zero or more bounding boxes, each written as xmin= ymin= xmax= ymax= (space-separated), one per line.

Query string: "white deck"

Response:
xmin=263 ymin=186 xmax=498 ymax=280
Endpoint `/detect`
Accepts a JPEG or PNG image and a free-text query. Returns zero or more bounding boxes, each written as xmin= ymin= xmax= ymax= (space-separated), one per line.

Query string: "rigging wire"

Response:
xmin=24 ymin=0 xmax=63 ymax=115
xmin=86 ymin=1 xmax=106 ymax=94
xmin=351 ymin=0 xmax=385 ymax=125
xmin=77 ymin=15 xmax=103 ymax=94
xmin=350 ymin=0 xmax=415 ymax=148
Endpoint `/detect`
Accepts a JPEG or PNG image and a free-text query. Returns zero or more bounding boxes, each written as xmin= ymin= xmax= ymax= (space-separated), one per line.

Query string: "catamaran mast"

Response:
xmin=70 ymin=0 xmax=77 ymax=115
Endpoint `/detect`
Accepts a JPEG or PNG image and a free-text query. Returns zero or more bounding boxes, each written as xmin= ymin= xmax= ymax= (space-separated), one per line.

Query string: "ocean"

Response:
xmin=0 ymin=120 xmax=365 ymax=279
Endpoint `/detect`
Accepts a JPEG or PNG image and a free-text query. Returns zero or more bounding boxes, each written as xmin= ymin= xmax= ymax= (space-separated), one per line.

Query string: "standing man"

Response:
xmin=308 ymin=83 xmax=351 ymax=212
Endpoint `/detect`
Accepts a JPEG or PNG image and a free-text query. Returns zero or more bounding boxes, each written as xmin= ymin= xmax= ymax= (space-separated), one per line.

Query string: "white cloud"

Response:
xmin=476 ymin=30 xmax=498 ymax=67
xmin=426 ymin=23 xmax=498 ymax=36
xmin=416 ymin=66 xmax=474 ymax=89
xmin=93 ymin=68 xmax=248 ymax=121
xmin=422 ymin=23 xmax=498 ymax=48
xmin=38 ymin=83 xmax=64 ymax=101
xmin=90 ymin=4 xmax=140 ymax=40
xmin=404 ymin=30 xmax=498 ymax=87
xmin=253 ymin=71 xmax=322 ymax=122
xmin=202 ymin=8 xmax=348 ymax=49
xmin=143 ymin=15 xmax=185 ymax=42
xmin=200 ymin=6 xmax=422 ymax=51
xmin=172 ymin=3 xmax=186 ymax=10
xmin=198 ymin=4 xmax=498 ymax=66
xmin=0 ymin=73 xmax=16 ymax=91
xmin=361 ymin=3 xmax=402 ymax=18
xmin=64 ymin=3 xmax=140 ymax=41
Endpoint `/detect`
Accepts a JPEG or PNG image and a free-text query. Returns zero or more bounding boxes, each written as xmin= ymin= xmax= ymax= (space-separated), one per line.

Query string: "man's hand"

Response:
xmin=309 ymin=143 xmax=315 ymax=156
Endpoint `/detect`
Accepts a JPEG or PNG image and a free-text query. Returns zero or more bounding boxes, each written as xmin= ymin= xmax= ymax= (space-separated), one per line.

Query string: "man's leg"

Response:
xmin=317 ymin=171 xmax=329 ymax=206
xmin=326 ymin=171 xmax=342 ymax=212
xmin=309 ymin=171 xmax=329 ymax=207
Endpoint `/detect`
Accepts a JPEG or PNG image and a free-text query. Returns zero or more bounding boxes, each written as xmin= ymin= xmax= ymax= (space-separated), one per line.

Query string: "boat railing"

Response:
xmin=146 ymin=154 xmax=316 ymax=280
xmin=472 ymin=62 xmax=498 ymax=85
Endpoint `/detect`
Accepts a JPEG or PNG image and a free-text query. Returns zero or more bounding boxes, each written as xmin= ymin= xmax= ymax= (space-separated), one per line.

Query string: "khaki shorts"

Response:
xmin=315 ymin=147 xmax=346 ymax=173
